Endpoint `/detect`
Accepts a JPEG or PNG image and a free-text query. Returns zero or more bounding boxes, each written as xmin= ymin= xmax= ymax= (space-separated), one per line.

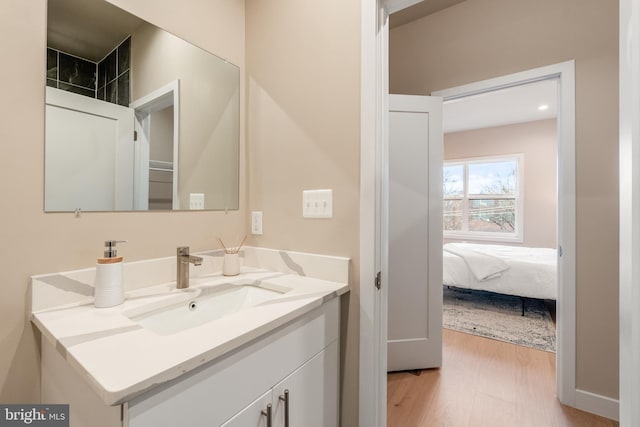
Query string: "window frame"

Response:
xmin=443 ymin=154 xmax=524 ymax=243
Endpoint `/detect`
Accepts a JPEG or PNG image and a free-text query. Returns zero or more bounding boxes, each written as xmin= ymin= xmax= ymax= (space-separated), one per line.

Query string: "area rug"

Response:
xmin=443 ymin=286 xmax=556 ymax=352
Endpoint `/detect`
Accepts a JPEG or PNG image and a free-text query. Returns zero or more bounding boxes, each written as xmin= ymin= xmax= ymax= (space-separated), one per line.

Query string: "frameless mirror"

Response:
xmin=45 ymin=0 xmax=240 ymax=212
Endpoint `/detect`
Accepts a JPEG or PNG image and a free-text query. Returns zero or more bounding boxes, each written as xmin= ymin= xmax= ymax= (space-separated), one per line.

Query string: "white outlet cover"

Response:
xmin=251 ymin=211 xmax=263 ymax=235
xmin=189 ymin=193 xmax=205 ymax=210
xmin=303 ymin=189 xmax=333 ymax=218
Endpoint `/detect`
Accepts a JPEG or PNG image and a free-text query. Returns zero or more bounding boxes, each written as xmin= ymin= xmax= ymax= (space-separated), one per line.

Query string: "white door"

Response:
xmin=387 ymin=94 xmax=443 ymax=372
xmin=45 ymin=87 xmax=135 ymax=211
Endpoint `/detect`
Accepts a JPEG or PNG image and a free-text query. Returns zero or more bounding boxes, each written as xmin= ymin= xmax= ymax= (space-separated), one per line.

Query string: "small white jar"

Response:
xmin=223 ymin=252 xmax=240 ymax=276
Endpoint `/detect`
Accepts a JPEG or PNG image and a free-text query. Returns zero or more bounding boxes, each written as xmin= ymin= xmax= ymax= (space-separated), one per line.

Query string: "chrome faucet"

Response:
xmin=177 ymin=246 xmax=203 ymax=289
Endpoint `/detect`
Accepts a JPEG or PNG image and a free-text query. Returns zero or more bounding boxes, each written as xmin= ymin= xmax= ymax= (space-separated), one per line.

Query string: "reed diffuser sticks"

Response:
xmin=217 ymin=235 xmax=246 ymax=254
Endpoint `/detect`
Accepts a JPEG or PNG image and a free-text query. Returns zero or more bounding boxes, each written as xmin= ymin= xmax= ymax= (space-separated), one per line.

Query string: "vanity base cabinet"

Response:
xmin=40 ymin=299 xmax=340 ymax=427
xmin=127 ymin=298 xmax=340 ymax=426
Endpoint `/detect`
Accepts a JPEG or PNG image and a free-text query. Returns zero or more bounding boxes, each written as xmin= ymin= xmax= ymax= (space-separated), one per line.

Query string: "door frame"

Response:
xmin=619 ymin=0 xmax=640 ymax=424
xmin=432 ymin=61 xmax=577 ymax=406
xmin=129 ymin=80 xmax=180 ymax=210
xmin=359 ymin=1 xmax=388 ymax=426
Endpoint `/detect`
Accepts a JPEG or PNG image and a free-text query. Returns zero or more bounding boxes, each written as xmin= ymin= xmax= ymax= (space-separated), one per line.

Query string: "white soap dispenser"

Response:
xmin=94 ymin=240 xmax=127 ymax=308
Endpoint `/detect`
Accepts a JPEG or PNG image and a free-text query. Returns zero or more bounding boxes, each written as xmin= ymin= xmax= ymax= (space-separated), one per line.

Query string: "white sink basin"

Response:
xmin=128 ymin=284 xmax=285 ymax=335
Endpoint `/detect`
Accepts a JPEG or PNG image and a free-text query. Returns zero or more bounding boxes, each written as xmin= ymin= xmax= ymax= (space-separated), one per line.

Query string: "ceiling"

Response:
xmin=443 ymin=79 xmax=559 ymax=134
xmin=390 ymin=0 xmax=466 ymax=29
xmin=47 ymin=0 xmax=144 ymax=62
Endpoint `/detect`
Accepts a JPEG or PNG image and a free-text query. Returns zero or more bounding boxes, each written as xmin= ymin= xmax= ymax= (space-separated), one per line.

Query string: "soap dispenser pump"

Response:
xmin=94 ymin=240 xmax=127 ymax=308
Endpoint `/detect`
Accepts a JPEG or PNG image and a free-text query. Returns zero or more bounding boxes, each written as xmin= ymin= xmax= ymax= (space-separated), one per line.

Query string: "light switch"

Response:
xmin=189 ymin=193 xmax=205 ymax=210
xmin=302 ymin=189 xmax=333 ymax=218
xmin=252 ymin=211 xmax=263 ymax=235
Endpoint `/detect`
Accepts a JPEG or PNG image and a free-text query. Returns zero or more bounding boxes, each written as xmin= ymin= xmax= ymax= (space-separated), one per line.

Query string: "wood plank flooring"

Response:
xmin=387 ymin=329 xmax=618 ymax=427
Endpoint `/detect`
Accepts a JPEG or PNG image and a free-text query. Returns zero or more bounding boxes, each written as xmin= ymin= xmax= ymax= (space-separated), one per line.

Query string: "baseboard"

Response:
xmin=575 ymin=389 xmax=619 ymax=422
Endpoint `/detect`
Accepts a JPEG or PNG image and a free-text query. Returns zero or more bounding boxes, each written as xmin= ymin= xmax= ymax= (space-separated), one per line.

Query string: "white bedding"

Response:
xmin=443 ymin=243 xmax=557 ymax=300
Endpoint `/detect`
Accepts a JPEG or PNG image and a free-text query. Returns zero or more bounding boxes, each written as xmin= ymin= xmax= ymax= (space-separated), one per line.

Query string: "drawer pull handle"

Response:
xmin=261 ymin=403 xmax=272 ymax=427
xmin=279 ymin=389 xmax=290 ymax=427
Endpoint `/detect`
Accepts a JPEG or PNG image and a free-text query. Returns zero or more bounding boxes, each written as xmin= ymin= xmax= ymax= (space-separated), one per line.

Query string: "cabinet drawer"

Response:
xmin=127 ymin=298 xmax=339 ymax=427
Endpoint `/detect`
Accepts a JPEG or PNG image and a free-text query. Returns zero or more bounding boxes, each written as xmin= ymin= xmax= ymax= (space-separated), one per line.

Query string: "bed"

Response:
xmin=443 ymin=243 xmax=557 ymax=301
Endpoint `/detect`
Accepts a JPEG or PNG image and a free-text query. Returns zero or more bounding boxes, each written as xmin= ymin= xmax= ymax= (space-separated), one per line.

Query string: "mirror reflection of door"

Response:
xmin=130 ymin=80 xmax=179 ymax=211
xmin=44 ymin=87 xmax=135 ymax=212
xmin=148 ymin=106 xmax=174 ymax=210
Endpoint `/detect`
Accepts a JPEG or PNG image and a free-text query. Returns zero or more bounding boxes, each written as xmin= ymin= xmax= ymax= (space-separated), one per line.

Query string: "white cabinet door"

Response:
xmin=221 ymin=390 xmax=272 ymax=427
xmin=273 ymin=340 xmax=339 ymax=427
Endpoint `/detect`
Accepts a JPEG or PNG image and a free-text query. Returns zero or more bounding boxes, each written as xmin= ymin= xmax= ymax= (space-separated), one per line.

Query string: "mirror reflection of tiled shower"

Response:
xmin=46 ymin=36 xmax=130 ymax=106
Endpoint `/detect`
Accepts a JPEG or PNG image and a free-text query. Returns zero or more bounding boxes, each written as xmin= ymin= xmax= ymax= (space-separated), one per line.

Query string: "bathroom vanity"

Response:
xmin=31 ymin=248 xmax=349 ymax=427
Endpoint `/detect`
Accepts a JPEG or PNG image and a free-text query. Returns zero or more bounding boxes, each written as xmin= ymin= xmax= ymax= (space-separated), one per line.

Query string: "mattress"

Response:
xmin=443 ymin=243 xmax=558 ymax=300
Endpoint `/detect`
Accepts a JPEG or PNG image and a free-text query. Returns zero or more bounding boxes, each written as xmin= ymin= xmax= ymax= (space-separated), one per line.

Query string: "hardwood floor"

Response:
xmin=387 ymin=329 xmax=618 ymax=427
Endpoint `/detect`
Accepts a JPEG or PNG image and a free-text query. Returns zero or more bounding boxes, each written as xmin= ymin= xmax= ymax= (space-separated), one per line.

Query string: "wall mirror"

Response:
xmin=45 ymin=0 xmax=240 ymax=212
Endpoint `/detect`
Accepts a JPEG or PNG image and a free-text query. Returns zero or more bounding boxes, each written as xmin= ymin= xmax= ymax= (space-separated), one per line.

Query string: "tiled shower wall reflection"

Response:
xmin=46 ymin=49 xmax=96 ymax=97
xmin=97 ymin=37 xmax=130 ymax=106
xmin=46 ymin=36 xmax=130 ymax=107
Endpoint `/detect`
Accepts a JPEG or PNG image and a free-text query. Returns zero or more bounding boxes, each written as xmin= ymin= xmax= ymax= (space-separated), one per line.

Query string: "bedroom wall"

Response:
xmin=444 ymin=119 xmax=558 ymax=248
xmin=390 ymin=0 xmax=619 ymax=401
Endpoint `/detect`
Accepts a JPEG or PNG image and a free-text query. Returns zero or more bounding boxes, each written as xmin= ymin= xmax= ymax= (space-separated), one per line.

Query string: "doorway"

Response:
xmin=130 ymin=80 xmax=180 ymax=210
xmin=385 ymin=63 xmax=574 ymax=403
xmin=432 ymin=63 xmax=576 ymax=405
xmin=440 ymin=78 xmax=559 ymax=353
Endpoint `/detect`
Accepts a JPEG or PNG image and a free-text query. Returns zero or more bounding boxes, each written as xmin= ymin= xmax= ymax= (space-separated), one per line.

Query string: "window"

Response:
xmin=443 ymin=155 xmax=523 ymax=242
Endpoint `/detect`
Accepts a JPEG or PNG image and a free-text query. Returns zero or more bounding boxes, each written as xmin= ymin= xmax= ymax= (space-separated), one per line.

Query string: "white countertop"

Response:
xmin=32 ymin=267 xmax=348 ymax=406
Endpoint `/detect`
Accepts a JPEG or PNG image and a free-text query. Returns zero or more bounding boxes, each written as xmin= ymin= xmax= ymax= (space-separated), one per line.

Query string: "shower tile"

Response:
xmin=118 ymin=37 xmax=131 ymax=74
xmin=105 ymin=50 xmax=117 ymax=83
xmin=117 ymin=71 xmax=129 ymax=106
xmin=98 ymin=60 xmax=107 ymax=90
xmin=59 ymin=52 xmax=96 ymax=89
xmin=106 ymin=80 xmax=117 ymax=104
xmin=47 ymin=48 xmax=58 ymax=79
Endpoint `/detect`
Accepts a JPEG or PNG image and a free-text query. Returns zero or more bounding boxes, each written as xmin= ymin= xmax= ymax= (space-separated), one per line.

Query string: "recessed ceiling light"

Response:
xmin=538 ymin=104 xmax=549 ymax=111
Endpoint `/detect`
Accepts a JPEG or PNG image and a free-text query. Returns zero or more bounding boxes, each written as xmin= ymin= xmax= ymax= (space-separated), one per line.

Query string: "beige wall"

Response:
xmin=245 ymin=0 xmax=361 ymax=424
xmin=445 ymin=119 xmax=558 ymax=248
xmin=391 ymin=0 xmax=619 ymax=399
xmin=0 ymin=0 xmax=245 ymax=403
